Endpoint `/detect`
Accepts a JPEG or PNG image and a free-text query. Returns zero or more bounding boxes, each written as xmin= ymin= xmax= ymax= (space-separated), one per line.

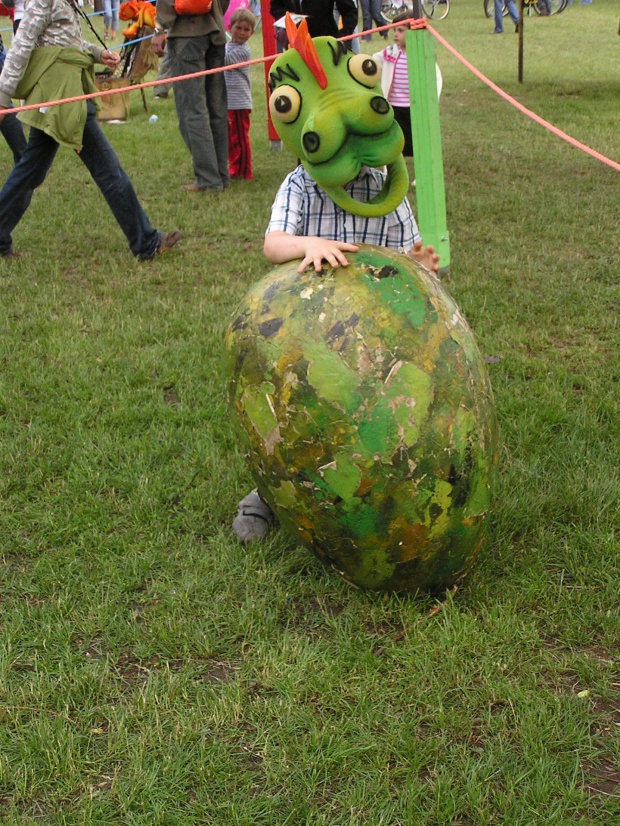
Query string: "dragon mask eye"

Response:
xmin=269 ymin=85 xmax=302 ymax=124
xmin=347 ymin=54 xmax=380 ymax=88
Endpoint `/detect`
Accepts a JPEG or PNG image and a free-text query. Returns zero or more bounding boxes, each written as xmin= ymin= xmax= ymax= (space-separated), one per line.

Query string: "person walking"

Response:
xmin=0 ymin=0 xmax=180 ymax=259
xmin=153 ymin=0 xmax=231 ymax=193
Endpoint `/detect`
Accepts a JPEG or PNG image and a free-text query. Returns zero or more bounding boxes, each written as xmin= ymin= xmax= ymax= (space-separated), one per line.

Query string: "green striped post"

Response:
xmin=405 ymin=24 xmax=450 ymax=268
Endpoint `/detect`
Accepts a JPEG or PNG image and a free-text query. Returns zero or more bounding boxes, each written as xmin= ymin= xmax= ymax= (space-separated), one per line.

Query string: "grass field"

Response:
xmin=0 ymin=1 xmax=618 ymax=823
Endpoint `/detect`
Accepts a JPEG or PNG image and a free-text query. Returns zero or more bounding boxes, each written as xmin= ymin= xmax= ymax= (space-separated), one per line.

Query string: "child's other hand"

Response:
xmin=299 ymin=238 xmax=359 ymax=273
xmin=408 ymin=240 xmax=440 ymax=273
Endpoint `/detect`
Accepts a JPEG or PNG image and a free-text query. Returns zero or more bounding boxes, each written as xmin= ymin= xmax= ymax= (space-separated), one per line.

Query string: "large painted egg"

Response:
xmin=225 ymin=245 xmax=499 ymax=593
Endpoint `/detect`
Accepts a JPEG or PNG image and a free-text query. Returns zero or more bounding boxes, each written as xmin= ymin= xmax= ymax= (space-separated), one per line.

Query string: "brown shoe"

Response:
xmin=181 ymin=182 xmax=223 ymax=193
xmin=1 ymin=250 xmax=20 ymax=259
xmin=181 ymin=182 xmax=207 ymax=192
xmin=157 ymin=230 xmax=182 ymax=254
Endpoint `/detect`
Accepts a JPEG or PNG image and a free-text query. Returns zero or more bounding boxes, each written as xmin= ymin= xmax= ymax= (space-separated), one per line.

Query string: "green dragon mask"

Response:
xmin=268 ymin=15 xmax=409 ymax=218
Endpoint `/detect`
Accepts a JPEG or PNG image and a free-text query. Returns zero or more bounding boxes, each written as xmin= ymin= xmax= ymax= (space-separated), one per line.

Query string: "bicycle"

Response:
xmin=382 ymin=0 xmax=450 ymax=23
xmin=483 ymin=0 xmax=567 ymax=18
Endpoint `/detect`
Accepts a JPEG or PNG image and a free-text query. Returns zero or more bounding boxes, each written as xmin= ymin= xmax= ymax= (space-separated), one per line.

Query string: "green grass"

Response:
xmin=0 ymin=1 xmax=618 ymax=823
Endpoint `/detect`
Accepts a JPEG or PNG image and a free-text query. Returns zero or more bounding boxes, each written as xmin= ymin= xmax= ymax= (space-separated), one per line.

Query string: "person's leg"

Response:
xmin=360 ymin=0 xmax=372 ymax=40
xmin=492 ymin=0 xmax=504 ymax=31
xmin=392 ymin=106 xmax=412 ymax=157
xmin=168 ymin=35 xmax=225 ymax=190
xmin=370 ymin=0 xmax=389 ymax=36
xmin=0 ymin=126 xmax=59 ymax=256
xmin=204 ymin=37 xmax=229 ymax=189
xmin=238 ymin=109 xmax=252 ymax=181
xmin=228 ymin=109 xmax=252 ymax=180
xmin=227 ymin=110 xmax=240 ymax=179
xmin=0 ymin=108 xmax=27 ymax=165
xmin=77 ymin=103 xmax=161 ymax=258
xmin=506 ymin=0 xmax=519 ymax=24
xmin=154 ymin=46 xmax=173 ymax=98
xmin=102 ymin=0 xmax=111 ymax=38
xmin=111 ymin=0 xmax=119 ymax=38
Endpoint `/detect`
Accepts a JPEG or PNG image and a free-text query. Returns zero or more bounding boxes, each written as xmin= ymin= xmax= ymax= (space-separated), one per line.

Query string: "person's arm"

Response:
xmin=0 ymin=0 xmax=49 ymax=107
xmin=264 ymin=230 xmax=359 ymax=273
xmin=225 ymin=42 xmax=250 ymax=66
xmin=153 ymin=0 xmax=176 ymax=55
xmin=335 ymin=0 xmax=359 ymax=37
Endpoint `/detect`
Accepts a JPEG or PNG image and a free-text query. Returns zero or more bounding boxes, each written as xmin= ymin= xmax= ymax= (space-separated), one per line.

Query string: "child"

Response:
xmin=225 ymin=8 xmax=256 ymax=181
xmin=373 ymin=12 xmax=442 ymax=159
xmin=231 ymin=15 xmax=440 ymax=541
xmin=232 ymin=164 xmax=440 ymax=541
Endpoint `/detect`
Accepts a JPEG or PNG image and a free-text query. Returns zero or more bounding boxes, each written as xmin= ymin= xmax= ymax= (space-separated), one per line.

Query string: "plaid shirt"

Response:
xmin=266 ymin=165 xmax=420 ymax=252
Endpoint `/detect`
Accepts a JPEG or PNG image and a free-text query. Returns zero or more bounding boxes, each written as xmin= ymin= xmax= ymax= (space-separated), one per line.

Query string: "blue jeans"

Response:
xmin=0 ymin=46 xmax=27 ymax=165
xmin=360 ymin=0 xmax=389 ymax=40
xmin=494 ymin=0 xmax=518 ymax=30
xmin=102 ymin=0 xmax=120 ymax=33
xmin=0 ymin=102 xmax=160 ymax=258
xmin=167 ymin=35 xmax=229 ymax=190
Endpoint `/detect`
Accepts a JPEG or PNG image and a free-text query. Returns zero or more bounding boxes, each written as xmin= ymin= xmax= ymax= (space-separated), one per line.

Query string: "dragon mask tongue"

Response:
xmin=321 ymin=156 xmax=409 ymax=219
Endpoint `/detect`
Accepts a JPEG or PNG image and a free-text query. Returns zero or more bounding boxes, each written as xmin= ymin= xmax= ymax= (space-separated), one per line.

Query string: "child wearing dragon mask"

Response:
xmin=232 ymin=15 xmax=440 ymax=541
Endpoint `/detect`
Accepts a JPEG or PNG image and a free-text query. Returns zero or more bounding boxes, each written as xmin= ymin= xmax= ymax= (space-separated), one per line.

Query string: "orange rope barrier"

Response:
xmin=3 ymin=20 xmax=618 ymax=174
xmin=425 ymin=22 xmax=620 ymax=174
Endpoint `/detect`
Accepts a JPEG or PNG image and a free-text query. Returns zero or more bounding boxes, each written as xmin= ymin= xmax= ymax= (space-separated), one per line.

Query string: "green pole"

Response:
xmin=405 ymin=24 xmax=450 ymax=269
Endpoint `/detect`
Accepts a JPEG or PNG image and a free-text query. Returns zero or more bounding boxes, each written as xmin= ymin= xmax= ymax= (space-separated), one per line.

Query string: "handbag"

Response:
xmin=174 ymin=0 xmax=213 ymax=15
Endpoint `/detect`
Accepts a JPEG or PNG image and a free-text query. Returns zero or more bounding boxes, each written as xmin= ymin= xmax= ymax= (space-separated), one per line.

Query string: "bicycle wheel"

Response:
xmin=547 ymin=0 xmax=566 ymax=13
xmin=383 ymin=2 xmax=407 ymax=22
xmin=484 ymin=0 xmax=508 ymax=19
xmin=422 ymin=0 xmax=450 ymax=20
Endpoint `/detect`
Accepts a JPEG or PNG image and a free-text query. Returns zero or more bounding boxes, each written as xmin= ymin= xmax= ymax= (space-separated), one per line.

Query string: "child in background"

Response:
xmin=372 ymin=12 xmax=442 ymax=161
xmin=225 ymin=8 xmax=256 ymax=181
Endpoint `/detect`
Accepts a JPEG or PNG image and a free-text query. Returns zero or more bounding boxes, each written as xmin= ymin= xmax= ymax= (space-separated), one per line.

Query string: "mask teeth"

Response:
xmin=285 ymin=13 xmax=328 ymax=91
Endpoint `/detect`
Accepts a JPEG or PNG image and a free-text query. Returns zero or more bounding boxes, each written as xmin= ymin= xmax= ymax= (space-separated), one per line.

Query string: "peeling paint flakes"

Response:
xmin=384 ymin=360 xmax=403 ymax=386
xmin=300 ymin=287 xmax=314 ymax=299
xmin=265 ymin=393 xmax=276 ymax=418
xmin=319 ymin=461 xmax=338 ymax=475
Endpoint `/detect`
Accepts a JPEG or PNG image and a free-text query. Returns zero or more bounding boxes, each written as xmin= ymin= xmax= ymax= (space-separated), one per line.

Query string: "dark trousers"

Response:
xmin=0 ymin=102 xmax=160 ymax=258
xmin=392 ymin=106 xmax=413 ymax=157
xmin=168 ymin=35 xmax=229 ymax=191
xmin=227 ymin=109 xmax=252 ymax=181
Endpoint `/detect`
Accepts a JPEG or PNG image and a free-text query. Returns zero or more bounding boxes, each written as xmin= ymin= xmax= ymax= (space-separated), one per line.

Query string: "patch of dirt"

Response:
xmin=582 ymin=757 xmax=620 ymax=798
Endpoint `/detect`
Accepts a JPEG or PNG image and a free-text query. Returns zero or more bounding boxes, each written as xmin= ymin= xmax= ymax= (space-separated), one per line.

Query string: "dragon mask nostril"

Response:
xmin=370 ymin=96 xmax=390 ymax=115
xmin=303 ymin=132 xmax=321 ymax=153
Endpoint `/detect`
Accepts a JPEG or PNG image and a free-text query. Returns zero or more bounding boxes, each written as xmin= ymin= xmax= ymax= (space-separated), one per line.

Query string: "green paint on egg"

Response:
xmin=225 ymin=245 xmax=499 ymax=593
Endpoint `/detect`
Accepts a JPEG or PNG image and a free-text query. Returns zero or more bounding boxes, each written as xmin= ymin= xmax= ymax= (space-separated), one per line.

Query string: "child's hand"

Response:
xmin=408 ymin=240 xmax=440 ymax=274
xmin=299 ymin=238 xmax=359 ymax=273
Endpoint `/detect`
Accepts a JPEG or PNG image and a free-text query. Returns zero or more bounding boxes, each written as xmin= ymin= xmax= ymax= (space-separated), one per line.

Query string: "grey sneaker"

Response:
xmin=232 ymin=489 xmax=275 ymax=543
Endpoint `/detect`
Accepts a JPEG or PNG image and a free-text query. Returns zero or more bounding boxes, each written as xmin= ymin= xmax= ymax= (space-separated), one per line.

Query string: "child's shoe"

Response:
xmin=232 ymin=489 xmax=275 ymax=543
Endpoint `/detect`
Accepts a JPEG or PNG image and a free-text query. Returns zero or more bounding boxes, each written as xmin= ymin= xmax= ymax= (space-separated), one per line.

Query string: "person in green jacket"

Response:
xmin=0 ymin=0 xmax=180 ymax=259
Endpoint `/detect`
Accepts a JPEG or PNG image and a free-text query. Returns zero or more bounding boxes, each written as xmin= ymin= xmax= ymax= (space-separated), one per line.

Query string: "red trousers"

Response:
xmin=227 ymin=109 xmax=252 ymax=180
